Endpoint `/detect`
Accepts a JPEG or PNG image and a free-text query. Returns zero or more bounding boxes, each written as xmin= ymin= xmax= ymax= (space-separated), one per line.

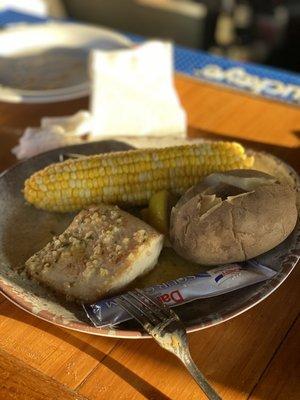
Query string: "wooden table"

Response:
xmin=0 ymin=76 xmax=299 ymax=400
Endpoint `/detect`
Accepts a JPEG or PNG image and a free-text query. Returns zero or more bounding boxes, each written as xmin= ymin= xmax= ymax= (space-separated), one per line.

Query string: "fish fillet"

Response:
xmin=25 ymin=205 xmax=163 ymax=303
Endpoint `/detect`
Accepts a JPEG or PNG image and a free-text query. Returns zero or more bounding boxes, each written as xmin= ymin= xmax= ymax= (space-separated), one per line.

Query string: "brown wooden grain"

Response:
xmin=249 ymin=316 xmax=300 ymax=400
xmin=0 ymin=75 xmax=299 ymax=400
xmin=0 ymin=293 xmax=6 ymax=304
xmin=0 ymin=301 xmax=118 ymax=388
xmin=0 ymin=347 xmax=88 ymax=400
xmin=175 ymin=75 xmax=300 ymax=148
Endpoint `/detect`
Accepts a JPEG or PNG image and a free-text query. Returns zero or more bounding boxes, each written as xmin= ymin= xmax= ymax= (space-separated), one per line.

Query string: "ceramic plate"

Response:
xmin=0 ymin=138 xmax=299 ymax=338
xmin=0 ymin=22 xmax=131 ymax=103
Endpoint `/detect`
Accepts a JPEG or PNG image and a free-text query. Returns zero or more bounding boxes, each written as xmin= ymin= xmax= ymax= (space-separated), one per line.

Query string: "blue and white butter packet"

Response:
xmin=83 ymin=260 xmax=276 ymax=328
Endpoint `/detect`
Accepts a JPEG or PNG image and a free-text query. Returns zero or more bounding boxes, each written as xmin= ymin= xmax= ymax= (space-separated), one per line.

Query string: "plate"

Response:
xmin=0 ymin=138 xmax=299 ymax=338
xmin=0 ymin=22 xmax=131 ymax=103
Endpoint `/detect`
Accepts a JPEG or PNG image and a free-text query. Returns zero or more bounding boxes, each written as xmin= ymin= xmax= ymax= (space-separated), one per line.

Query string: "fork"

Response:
xmin=115 ymin=289 xmax=221 ymax=400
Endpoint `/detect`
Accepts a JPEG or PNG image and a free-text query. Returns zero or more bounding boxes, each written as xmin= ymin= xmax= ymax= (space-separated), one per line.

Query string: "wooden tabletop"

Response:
xmin=0 ymin=75 xmax=299 ymax=400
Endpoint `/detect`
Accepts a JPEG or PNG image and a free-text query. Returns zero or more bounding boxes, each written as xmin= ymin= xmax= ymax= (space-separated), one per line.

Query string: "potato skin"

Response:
xmin=170 ymin=178 xmax=297 ymax=265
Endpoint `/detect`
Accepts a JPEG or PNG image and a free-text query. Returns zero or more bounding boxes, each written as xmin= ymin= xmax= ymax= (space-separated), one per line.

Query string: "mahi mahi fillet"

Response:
xmin=25 ymin=205 xmax=163 ymax=303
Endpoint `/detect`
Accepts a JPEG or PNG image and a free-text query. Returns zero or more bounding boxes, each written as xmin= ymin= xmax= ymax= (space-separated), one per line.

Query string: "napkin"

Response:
xmin=12 ymin=41 xmax=187 ymax=160
xmin=12 ymin=111 xmax=91 ymax=159
xmin=90 ymin=41 xmax=186 ymax=137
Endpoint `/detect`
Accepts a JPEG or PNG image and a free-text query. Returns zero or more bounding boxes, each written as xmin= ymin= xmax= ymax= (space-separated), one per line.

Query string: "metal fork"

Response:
xmin=115 ymin=289 xmax=221 ymax=400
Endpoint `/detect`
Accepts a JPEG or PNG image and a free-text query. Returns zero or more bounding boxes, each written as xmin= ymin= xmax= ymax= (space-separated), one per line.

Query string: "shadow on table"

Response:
xmin=0 ymin=304 xmax=172 ymax=400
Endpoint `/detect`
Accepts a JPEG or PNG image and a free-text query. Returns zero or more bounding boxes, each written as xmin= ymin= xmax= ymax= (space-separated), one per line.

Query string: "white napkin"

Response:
xmin=12 ymin=111 xmax=91 ymax=159
xmin=12 ymin=41 xmax=187 ymax=160
xmin=90 ymin=41 xmax=186 ymax=137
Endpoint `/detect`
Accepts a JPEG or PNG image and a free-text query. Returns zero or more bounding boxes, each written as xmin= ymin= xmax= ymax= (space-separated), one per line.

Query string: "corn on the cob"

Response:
xmin=24 ymin=142 xmax=254 ymax=212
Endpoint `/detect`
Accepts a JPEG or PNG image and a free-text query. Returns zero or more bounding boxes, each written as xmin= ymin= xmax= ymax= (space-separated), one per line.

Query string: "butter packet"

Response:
xmin=83 ymin=260 xmax=276 ymax=328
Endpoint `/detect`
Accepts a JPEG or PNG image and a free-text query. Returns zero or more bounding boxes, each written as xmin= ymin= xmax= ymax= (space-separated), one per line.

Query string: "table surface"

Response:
xmin=0 ymin=75 xmax=299 ymax=400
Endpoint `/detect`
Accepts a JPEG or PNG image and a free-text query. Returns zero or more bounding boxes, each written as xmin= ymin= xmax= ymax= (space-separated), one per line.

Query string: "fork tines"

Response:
xmin=116 ymin=288 xmax=179 ymax=331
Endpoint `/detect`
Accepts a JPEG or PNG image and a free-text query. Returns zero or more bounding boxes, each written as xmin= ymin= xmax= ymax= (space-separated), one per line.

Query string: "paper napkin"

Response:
xmin=12 ymin=41 xmax=187 ymax=159
xmin=12 ymin=111 xmax=90 ymax=159
xmin=90 ymin=40 xmax=186 ymax=137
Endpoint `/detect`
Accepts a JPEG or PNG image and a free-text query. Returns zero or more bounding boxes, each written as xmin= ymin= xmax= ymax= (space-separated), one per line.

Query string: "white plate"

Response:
xmin=0 ymin=21 xmax=131 ymax=103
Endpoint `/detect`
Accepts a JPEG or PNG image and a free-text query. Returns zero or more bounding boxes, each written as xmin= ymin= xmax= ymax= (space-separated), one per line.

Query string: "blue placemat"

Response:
xmin=174 ymin=45 xmax=300 ymax=105
xmin=0 ymin=9 xmax=47 ymax=25
xmin=1 ymin=9 xmax=299 ymax=105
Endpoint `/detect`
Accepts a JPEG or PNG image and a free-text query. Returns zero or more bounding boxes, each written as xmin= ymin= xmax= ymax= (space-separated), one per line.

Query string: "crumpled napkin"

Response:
xmin=12 ymin=40 xmax=187 ymax=160
xmin=12 ymin=111 xmax=91 ymax=159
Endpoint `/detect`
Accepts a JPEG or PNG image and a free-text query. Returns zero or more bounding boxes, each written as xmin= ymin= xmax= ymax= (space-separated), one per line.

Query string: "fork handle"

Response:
xmin=181 ymin=354 xmax=221 ymax=400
